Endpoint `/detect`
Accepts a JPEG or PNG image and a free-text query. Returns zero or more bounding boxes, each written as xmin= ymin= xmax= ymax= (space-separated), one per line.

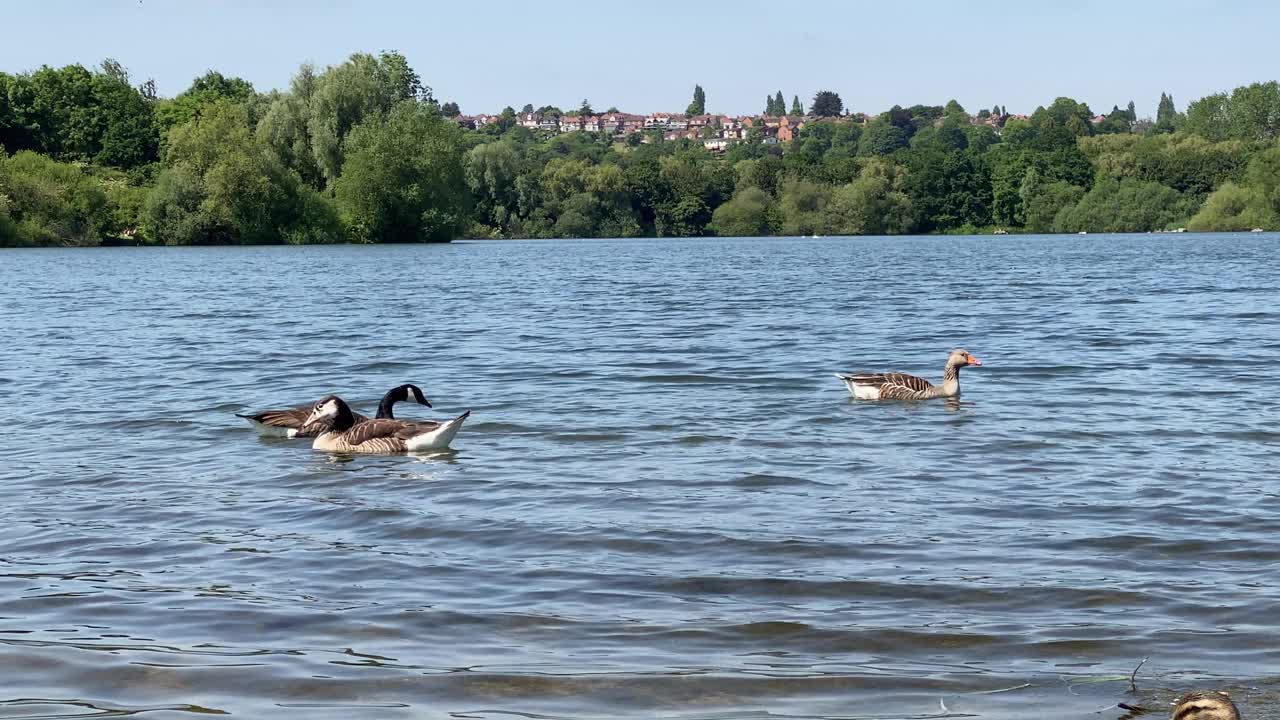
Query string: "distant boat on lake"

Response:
xmin=1251 ymin=227 xmax=1264 ymax=233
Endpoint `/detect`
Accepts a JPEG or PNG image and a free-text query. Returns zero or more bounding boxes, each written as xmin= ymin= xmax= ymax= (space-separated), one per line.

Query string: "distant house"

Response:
xmin=581 ymin=114 xmax=603 ymax=132
xmin=688 ymin=114 xmax=722 ymax=130
xmin=601 ymin=113 xmax=627 ymax=133
xmin=702 ymin=137 xmax=731 ymax=152
xmin=519 ymin=112 xmax=542 ymax=129
xmin=452 ymin=115 xmax=478 ymax=130
xmin=559 ymin=115 xmax=584 ymax=132
xmin=668 ymin=116 xmax=690 ymax=131
xmin=538 ymin=116 xmax=559 ymax=132
xmin=645 ymin=112 xmax=675 ymax=129
xmin=776 ymin=115 xmax=805 ymax=142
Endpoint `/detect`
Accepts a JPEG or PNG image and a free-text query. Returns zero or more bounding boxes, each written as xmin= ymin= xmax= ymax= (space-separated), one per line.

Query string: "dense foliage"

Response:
xmin=4 ymin=53 xmax=1280 ymax=246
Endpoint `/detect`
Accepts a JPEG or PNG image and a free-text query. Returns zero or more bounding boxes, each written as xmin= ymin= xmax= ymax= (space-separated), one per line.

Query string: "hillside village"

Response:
xmin=450 ymin=108 xmax=1036 ymax=151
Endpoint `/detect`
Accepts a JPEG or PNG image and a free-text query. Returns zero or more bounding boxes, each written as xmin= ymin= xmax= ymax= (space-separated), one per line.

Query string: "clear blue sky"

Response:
xmin=2 ymin=0 xmax=1275 ymax=118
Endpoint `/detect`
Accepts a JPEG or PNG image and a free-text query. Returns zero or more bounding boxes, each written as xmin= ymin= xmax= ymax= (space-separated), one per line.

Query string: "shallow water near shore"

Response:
xmin=2 ymin=234 xmax=1279 ymax=719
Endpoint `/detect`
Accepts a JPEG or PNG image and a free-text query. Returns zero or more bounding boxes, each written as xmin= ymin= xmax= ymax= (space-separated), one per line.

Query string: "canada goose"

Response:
xmin=835 ymin=349 xmax=983 ymax=400
xmin=300 ymin=395 xmax=470 ymax=453
xmin=1169 ymin=691 xmax=1240 ymax=720
xmin=237 ymin=383 xmax=431 ymax=437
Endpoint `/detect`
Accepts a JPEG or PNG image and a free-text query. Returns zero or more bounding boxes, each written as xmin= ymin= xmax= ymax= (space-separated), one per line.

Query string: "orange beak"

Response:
xmin=968 ymin=356 xmax=982 ymax=366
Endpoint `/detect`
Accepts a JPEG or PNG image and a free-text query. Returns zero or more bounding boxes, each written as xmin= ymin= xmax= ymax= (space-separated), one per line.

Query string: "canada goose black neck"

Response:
xmin=376 ymin=383 xmax=430 ymax=420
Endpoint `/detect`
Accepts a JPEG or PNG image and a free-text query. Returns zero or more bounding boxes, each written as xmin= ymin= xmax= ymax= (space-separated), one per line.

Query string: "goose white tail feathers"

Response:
xmin=405 ymin=410 xmax=471 ymax=452
xmin=834 ymin=373 xmax=883 ymax=400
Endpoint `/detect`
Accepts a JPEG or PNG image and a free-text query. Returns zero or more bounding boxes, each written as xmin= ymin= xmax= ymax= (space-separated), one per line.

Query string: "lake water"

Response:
xmin=2 ymin=234 xmax=1279 ymax=720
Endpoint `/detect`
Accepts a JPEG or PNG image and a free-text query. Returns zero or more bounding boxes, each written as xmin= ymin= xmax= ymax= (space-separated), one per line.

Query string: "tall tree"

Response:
xmin=790 ymin=95 xmax=804 ymax=115
xmin=1126 ymin=100 xmax=1137 ymax=121
xmin=304 ymin=51 xmax=430 ymax=185
xmin=1155 ymin=92 xmax=1177 ymax=133
xmin=440 ymin=101 xmax=460 ymax=117
xmin=686 ymin=84 xmax=706 ymax=117
xmin=773 ymin=91 xmax=785 ymax=115
xmin=763 ymin=95 xmax=774 ymax=116
xmin=811 ymin=90 xmax=844 ymax=117
xmin=334 ymin=102 xmax=469 ymax=243
xmin=521 ymin=103 xmax=534 ymax=114
xmin=155 ymin=70 xmax=256 ymax=131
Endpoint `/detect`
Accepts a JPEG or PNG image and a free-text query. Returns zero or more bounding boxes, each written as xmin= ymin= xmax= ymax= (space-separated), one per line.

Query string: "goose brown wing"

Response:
xmin=875 ymin=372 xmax=936 ymax=400
xmin=238 ymin=407 xmax=309 ymax=429
xmin=341 ymin=418 xmax=444 ymax=453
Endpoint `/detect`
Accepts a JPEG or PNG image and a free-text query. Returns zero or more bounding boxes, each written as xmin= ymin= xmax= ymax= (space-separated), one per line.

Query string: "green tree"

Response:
xmin=0 ymin=150 xmax=114 ymax=246
xmin=901 ymin=147 xmax=992 ymax=231
xmin=0 ymin=62 xmax=158 ymax=167
xmin=811 ymin=90 xmax=844 ymax=117
xmin=1189 ymin=144 xmax=1280 ymax=230
xmin=778 ymin=178 xmax=832 ymax=235
xmin=774 ymin=91 xmax=785 ymax=115
xmin=1155 ymin=92 xmax=1178 ymax=133
xmin=148 ymin=101 xmax=338 ymax=245
xmin=155 ymin=70 xmax=255 ymax=131
xmin=579 ymin=98 xmax=593 ymax=115
xmin=1052 ymin=177 xmax=1195 ymax=232
xmin=733 ymin=155 xmax=784 ymax=195
xmin=1018 ymin=167 xmax=1085 ymax=232
xmin=1187 ymin=182 xmax=1273 ymax=231
xmin=256 ymin=64 xmax=323 ymax=187
xmin=305 ymin=52 xmax=428 ymax=185
xmin=440 ymin=101 xmax=461 ymax=117
xmin=710 ymin=186 xmax=773 ymax=236
xmin=826 ymin=159 xmax=914 ymax=235
xmin=334 ymin=101 xmax=469 ymax=243
xmin=686 ymin=84 xmax=706 ymax=117
xmin=858 ymin=119 xmax=908 ymax=156
xmin=790 ymin=95 xmax=804 ymax=115
xmin=464 ymin=140 xmax=520 ymax=231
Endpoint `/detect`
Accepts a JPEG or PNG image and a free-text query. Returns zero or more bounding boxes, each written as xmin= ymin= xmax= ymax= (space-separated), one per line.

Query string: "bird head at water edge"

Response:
xmin=1168 ymin=691 xmax=1241 ymax=720
xmin=302 ymin=395 xmax=355 ymax=434
xmin=948 ymin=348 xmax=982 ymax=368
xmin=398 ymin=383 xmax=431 ymax=408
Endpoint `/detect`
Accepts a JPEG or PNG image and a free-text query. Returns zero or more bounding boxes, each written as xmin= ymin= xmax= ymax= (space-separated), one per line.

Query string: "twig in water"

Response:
xmin=1129 ymin=656 xmax=1149 ymax=693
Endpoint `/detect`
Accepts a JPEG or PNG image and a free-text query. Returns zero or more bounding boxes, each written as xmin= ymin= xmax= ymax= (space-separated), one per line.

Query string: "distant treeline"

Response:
xmin=3 ymin=53 xmax=1280 ymax=247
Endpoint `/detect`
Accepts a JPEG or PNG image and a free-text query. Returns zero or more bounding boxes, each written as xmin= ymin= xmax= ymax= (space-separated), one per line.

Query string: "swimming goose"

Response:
xmin=237 ymin=383 xmax=431 ymax=437
xmin=1169 ymin=692 xmax=1240 ymax=720
xmin=835 ymin=349 xmax=982 ymax=400
xmin=300 ymin=395 xmax=470 ymax=453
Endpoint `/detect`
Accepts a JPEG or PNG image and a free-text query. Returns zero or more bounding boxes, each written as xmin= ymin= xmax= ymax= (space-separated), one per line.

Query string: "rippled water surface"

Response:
xmin=3 ymin=235 xmax=1280 ymax=719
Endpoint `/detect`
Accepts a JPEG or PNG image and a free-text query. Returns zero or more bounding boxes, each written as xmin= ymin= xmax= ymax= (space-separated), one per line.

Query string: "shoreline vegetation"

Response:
xmin=4 ymin=53 xmax=1280 ymax=248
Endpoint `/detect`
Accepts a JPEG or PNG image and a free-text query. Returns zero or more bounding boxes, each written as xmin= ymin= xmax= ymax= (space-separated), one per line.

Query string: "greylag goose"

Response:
xmin=300 ymin=395 xmax=470 ymax=453
xmin=237 ymin=383 xmax=431 ymax=438
xmin=1169 ymin=692 xmax=1240 ymax=720
xmin=835 ymin=349 xmax=982 ymax=400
